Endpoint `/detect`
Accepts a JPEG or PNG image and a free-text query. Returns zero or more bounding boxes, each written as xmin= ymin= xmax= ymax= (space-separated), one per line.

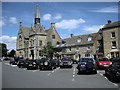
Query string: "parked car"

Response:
xmin=27 ymin=59 xmax=40 ymax=70
xmin=39 ymin=58 xmax=56 ymax=70
xmin=17 ymin=59 xmax=29 ymax=68
xmin=53 ymin=59 xmax=60 ymax=67
xmin=72 ymin=59 xmax=78 ymax=64
xmin=60 ymin=57 xmax=73 ymax=68
xmin=9 ymin=60 xmax=18 ymax=65
xmin=109 ymin=58 xmax=120 ymax=63
xmin=77 ymin=57 xmax=97 ymax=74
xmin=105 ymin=61 xmax=120 ymax=82
xmin=97 ymin=57 xmax=112 ymax=69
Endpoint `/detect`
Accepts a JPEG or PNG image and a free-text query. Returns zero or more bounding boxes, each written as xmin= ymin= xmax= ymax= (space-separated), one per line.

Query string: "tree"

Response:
xmin=41 ymin=42 xmax=55 ymax=58
xmin=8 ymin=49 xmax=16 ymax=57
xmin=0 ymin=43 xmax=8 ymax=57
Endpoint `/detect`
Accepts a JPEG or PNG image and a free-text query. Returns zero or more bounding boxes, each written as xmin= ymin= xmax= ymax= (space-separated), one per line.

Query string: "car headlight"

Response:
xmin=68 ymin=62 xmax=72 ymax=65
xmin=110 ymin=62 xmax=112 ymax=65
xmin=99 ymin=63 xmax=102 ymax=65
xmin=44 ymin=62 xmax=48 ymax=65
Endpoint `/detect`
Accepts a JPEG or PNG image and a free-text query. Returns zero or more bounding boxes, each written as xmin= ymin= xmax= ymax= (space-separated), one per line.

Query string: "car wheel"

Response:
xmin=51 ymin=66 xmax=54 ymax=70
xmin=93 ymin=70 xmax=97 ymax=74
xmin=27 ymin=67 xmax=29 ymax=70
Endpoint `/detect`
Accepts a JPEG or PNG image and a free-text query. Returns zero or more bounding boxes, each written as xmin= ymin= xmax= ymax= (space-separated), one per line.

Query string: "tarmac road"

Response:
xmin=2 ymin=61 xmax=120 ymax=89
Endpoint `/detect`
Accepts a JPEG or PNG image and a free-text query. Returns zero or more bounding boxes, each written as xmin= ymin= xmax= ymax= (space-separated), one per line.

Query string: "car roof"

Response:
xmin=98 ymin=57 xmax=107 ymax=59
xmin=81 ymin=57 xmax=94 ymax=58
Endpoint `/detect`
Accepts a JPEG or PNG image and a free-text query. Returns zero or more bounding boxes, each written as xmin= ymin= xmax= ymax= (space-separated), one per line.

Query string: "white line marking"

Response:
xmin=23 ymin=68 xmax=26 ymax=70
xmin=113 ymin=83 xmax=118 ymax=87
xmin=73 ymin=75 xmax=75 ymax=77
xmin=72 ymin=78 xmax=75 ymax=81
xmin=32 ymin=70 xmax=38 ymax=72
xmin=48 ymin=73 xmax=51 ymax=76
xmin=52 ymin=70 xmax=54 ymax=73
xmin=99 ymin=73 xmax=103 ymax=76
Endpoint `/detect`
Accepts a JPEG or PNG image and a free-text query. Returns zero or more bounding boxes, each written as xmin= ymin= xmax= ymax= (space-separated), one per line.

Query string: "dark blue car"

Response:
xmin=77 ymin=57 xmax=97 ymax=74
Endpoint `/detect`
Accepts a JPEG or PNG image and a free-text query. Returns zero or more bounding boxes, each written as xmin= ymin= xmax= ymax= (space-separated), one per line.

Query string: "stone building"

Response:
xmin=16 ymin=4 xmax=61 ymax=59
xmin=100 ymin=20 xmax=120 ymax=58
xmin=54 ymin=33 xmax=97 ymax=60
xmin=16 ymin=4 xmax=120 ymax=60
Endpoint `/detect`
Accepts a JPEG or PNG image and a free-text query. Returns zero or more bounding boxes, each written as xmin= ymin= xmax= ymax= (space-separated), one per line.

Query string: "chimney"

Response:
xmin=20 ymin=21 xmax=22 ymax=27
xmin=70 ymin=34 xmax=74 ymax=38
xmin=51 ymin=23 xmax=55 ymax=29
xmin=108 ymin=20 xmax=112 ymax=24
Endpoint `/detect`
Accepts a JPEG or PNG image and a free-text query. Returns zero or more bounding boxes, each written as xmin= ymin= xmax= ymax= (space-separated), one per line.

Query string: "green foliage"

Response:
xmin=8 ymin=49 xmax=16 ymax=57
xmin=41 ymin=42 xmax=55 ymax=58
xmin=0 ymin=43 xmax=8 ymax=57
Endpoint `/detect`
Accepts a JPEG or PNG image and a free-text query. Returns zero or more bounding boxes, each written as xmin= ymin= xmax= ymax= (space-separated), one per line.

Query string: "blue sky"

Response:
xmin=0 ymin=2 xmax=118 ymax=50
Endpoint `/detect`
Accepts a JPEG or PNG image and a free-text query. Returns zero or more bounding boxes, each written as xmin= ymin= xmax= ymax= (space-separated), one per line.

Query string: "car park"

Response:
xmin=77 ymin=57 xmax=97 ymax=74
xmin=27 ymin=59 xmax=40 ymax=70
xmin=97 ymin=57 xmax=112 ymax=69
xmin=39 ymin=58 xmax=56 ymax=70
xmin=60 ymin=57 xmax=73 ymax=68
xmin=17 ymin=59 xmax=29 ymax=68
xmin=105 ymin=60 xmax=120 ymax=82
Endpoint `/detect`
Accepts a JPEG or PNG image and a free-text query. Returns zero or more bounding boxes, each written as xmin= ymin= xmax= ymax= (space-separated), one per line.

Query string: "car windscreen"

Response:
xmin=62 ymin=58 xmax=71 ymax=61
xmin=40 ymin=58 xmax=49 ymax=61
xmin=81 ymin=58 xmax=93 ymax=62
xmin=98 ymin=58 xmax=109 ymax=61
xmin=112 ymin=62 xmax=120 ymax=68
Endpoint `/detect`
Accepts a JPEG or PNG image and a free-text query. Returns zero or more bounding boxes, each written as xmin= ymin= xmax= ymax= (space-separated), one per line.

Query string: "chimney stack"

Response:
xmin=20 ymin=21 xmax=22 ymax=27
xmin=108 ymin=20 xmax=112 ymax=24
xmin=51 ymin=23 xmax=55 ymax=29
xmin=70 ymin=34 xmax=74 ymax=38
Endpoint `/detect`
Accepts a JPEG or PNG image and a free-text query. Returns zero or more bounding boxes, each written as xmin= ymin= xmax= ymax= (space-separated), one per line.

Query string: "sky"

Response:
xmin=0 ymin=2 xmax=118 ymax=51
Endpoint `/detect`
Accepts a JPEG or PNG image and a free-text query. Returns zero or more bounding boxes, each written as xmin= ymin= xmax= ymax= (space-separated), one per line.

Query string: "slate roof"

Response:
xmin=102 ymin=21 xmax=120 ymax=30
xmin=21 ymin=27 xmax=31 ymax=38
xmin=56 ymin=33 xmax=97 ymax=48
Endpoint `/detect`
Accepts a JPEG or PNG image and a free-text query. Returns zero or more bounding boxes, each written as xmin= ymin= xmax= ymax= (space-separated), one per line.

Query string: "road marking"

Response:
xmin=113 ymin=83 xmax=118 ymax=87
xmin=11 ymin=65 xmax=17 ymax=67
xmin=4 ymin=63 xmax=10 ymax=65
xmin=48 ymin=73 xmax=51 ymax=76
xmin=73 ymin=75 xmax=75 ymax=77
xmin=32 ymin=70 xmax=38 ymax=72
xmin=99 ymin=72 xmax=119 ymax=87
xmin=72 ymin=78 xmax=75 ymax=81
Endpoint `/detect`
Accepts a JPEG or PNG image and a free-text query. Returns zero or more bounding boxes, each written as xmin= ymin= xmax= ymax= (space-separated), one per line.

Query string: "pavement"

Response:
xmin=2 ymin=61 xmax=120 ymax=89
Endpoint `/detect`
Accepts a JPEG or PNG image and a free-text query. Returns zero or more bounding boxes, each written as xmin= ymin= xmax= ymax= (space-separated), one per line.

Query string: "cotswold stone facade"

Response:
xmin=16 ymin=4 xmax=61 ymax=59
xmin=16 ymin=4 xmax=120 ymax=60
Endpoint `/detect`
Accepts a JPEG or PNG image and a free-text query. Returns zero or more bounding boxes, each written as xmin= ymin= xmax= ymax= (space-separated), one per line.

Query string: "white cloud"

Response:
xmin=0 ymin=20 xmax=5 ymax=27
xmin=56 ymin=18 xmax=85 ymax=31
xmin=53 ymin=14 xmax=62 ymax=20
xmin=0 ymin=35 xmax=17 ymax=51
xmin=43 ymin=13 xmax=52 ymax=21
xmin=83 ymin=25 xmax=104 ymax=33
xmin=91 ymin=6 xmax=118 ymax=13
xmin=9 ymin=17 xmax=17 ymax=24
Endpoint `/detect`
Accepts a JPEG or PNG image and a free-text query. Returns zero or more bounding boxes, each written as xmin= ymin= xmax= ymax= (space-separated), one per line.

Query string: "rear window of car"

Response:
xmin=81 ymin=58 xmax=93 ymax=62
xmin=62 ymin=58 xmax=71 ymax=61
xmin=98 ymin=58 xmax=109 ymax=61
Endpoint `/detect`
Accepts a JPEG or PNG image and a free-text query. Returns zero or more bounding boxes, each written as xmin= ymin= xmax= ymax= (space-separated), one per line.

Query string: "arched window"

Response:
xmin=87 ymin=37 xmax=92 ymax=41
xmin=19 ymin=35 xmax=22 ymax=48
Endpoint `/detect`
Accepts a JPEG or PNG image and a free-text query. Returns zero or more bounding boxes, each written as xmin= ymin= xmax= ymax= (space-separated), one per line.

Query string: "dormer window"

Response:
xmin=88 ymin=37 xmax=92 ymax=41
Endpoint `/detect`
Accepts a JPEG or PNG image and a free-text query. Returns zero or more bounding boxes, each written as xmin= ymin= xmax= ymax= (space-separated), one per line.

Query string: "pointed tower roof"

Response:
xmin=35 ymin=4 xmax=40 ymax=18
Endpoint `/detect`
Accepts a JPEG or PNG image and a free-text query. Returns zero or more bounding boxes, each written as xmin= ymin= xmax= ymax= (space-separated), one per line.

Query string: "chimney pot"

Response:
xmin=70 ymin=34 xmax=74 ymax=38
xmin=108 ymin=20 xmax=112 ymax=24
